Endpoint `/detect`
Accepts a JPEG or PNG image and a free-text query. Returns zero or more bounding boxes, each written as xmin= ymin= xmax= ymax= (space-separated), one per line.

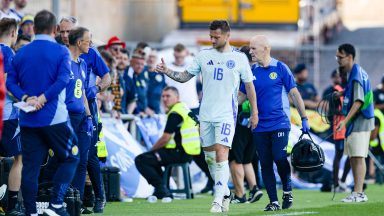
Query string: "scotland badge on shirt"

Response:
xmin=226 ymin=60 xmax=235 ymax=69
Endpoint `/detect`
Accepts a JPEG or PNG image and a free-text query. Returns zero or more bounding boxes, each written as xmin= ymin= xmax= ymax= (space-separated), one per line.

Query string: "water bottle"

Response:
xmin=73 ymin=189 xmax=81 ymax=216
xmin=65 ymin=188 xmax=75 ymax=216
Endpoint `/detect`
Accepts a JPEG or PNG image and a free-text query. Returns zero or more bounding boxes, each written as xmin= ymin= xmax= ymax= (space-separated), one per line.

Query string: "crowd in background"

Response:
xmin=0 ymin=0 xmax=383 ymax=215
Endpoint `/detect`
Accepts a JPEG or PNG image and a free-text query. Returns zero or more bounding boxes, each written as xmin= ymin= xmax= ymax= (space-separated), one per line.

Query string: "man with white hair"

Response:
xmin=56 ymin=16 xmax=111 ymax=213
xmin=239 ymin=35 xmax=309 ymax=211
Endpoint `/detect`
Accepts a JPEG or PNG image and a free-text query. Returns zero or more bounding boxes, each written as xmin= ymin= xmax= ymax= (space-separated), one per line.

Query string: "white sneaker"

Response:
xmin=222 ymin=192 xmax=232 ymax=212
xmin=147 ymin=195 xmax=158 ymax=203
xmin=162 ymin=197 xmax=172 ymax=203
xmin=341 ymin=192 xmax=368 ymax=203
xmin=356 ymin=192 xmax=368 ymax=202
xmin=0 ymin=184 xmax=7 ymax=200
xmin=210 ymin=202 xmax=223 ymax=213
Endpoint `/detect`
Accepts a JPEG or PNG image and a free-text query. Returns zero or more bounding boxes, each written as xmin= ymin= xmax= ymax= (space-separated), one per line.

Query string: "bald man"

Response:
xmin=238 ymin=35 xmax=309 ymax=211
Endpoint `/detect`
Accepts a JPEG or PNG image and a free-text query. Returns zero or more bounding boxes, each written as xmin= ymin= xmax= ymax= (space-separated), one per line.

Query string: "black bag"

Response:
xmin=36 ymin=183 xmax=81 ymax=216
xmin=101 ymin=167 xmax=120 ymax=201
xmin=291 ymin=132 xmax=325 ymax=172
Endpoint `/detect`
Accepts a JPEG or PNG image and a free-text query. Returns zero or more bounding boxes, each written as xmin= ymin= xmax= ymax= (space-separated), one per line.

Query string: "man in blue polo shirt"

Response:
xmin=239 ymin=35 xmax=309 ymax=211
xmin=57 ymin=17 xmax=111 ymax=213
xmin=0 ymin=18 xmax=24 ymax=216
xmin=6 ymin=10 xmax=79 ymax=216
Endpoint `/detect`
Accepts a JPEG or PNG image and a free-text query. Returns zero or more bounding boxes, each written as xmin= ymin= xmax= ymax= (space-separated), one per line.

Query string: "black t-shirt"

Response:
xmin=372 ymin=116 xmax=383 ymax=155
xmin=164 ymin=113 xmax=183 ymax=150
xmin=374 ymin=89 xmax=384 ymax=112
xmin=296 ymin=82 xmax=318 ymax=100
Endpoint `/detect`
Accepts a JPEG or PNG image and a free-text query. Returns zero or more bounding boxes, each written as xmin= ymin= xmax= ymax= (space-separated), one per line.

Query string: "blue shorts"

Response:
xmin=253 ymin=129 xmax=290 ymax=162
xmin=0 ymin=119 xmax=22 ymax=157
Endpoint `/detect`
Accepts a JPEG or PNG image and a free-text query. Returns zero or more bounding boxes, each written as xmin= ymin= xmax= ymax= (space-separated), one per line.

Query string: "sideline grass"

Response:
xmin=103 ymin=184 xmax=384 ymax=215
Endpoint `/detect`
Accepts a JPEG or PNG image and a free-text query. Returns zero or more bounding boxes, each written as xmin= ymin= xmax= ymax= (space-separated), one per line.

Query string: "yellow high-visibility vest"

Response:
xmin=97 ymin=113 xmax=108 ymax=158
xmin=165 ymin=102 xmax=201 ymax=155
xmin=370 ymin=109 xmax=384 ymax=151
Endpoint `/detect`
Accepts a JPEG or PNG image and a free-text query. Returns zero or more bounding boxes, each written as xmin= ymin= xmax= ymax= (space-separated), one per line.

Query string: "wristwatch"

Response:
xmin=96 ymin=85 xmax=102 ymax=93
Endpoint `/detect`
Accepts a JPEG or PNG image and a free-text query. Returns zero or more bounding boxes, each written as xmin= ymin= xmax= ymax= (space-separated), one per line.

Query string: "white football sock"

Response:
xmin=214 ymin=160 xmax=230 ymax=204
xmin=204 ymin=151 xmax=216 ymax=182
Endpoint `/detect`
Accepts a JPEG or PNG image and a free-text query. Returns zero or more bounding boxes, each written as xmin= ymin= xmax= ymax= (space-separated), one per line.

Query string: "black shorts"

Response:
xmin=0 ymin=119 xmax=22 ymax=157
xmin=229 ymin=125 xmax=255 ymax=164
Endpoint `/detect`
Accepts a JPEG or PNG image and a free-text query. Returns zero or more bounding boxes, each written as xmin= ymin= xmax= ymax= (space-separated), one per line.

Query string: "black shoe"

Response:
xmin=230 ymin=194 xmax=246 ymax=204
xmin=153 ymin=187 xmax=173 ymax=199
xmin=43 ymin=204 xmax=69 ymax=216
xmin=5 ymin=209 xmax=25 ymax=216
xmin=80 ymin=205 xmax=93 ymax=214
xmin=248 ymin=186 xmax=263 ymax=203
xmin=93 ymin=198 xmax=105 ymax=214
xmin=264 ymin=202 xmax=281 ymax=211
xmin=282 ymin=191 xmax=293 ymax=209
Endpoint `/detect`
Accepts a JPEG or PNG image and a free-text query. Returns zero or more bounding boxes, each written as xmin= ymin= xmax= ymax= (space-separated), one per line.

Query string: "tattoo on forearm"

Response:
xmin=166 ymin=70 xmax=194 ymax=83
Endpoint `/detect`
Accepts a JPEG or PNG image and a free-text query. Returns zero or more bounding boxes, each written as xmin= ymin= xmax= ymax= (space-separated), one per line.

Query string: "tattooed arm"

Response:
xmin=155 ymin=58 xmax=195 ymax=83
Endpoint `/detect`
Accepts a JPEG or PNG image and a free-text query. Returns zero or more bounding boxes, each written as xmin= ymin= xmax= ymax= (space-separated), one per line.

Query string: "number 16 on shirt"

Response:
xmin=214 ymin=68 xmax=223 ymax=80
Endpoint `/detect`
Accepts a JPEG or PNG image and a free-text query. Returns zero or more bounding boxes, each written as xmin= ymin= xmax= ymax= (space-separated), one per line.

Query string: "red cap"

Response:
xmin=106 ymin=36 xmax=126 ymax=49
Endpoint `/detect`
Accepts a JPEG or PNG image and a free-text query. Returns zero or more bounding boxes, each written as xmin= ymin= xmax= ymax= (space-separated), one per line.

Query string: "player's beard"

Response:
xmin=213 ymin=40 xmax=226 ymax=50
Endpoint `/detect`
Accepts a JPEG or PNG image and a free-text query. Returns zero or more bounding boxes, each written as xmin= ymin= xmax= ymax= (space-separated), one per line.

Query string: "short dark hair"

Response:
xmin=0 ymin=18 xmax=17 ymax=38
xmin=120 ymin=48 xmax=130 ymax=57
xmin=209 ymin=20 xmax=230 ymax=33
xmin=239 ymin=46 xmax=252 ymax=63
xmin=34 ymin=10 xmax=57 ymax=34
xmin=174 ymin=43 xmax=186 ymax=52
xmin=331 ymin=69 xmax=339 ymax=78
xmin=136 ymin=41 xmax=149 ymax=49
xmin=16 ymin=34 xmax=31 ymax=43
xmin=100 ymin=50 xmax=115 ymax=67
xmin=338 ymin=43 xmax=356 ymax=60
xmin=293 ymin=63 xmax=307 ymax=74
xmin=68 ymin=27 xmax=89 ymax=46
xmin=163 ymin=86 xmax=179 ymax=96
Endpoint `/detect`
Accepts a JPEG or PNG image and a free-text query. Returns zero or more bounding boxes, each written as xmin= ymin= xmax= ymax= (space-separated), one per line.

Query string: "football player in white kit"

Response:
xmin=155 ymin=20 xmax=258 ymax=213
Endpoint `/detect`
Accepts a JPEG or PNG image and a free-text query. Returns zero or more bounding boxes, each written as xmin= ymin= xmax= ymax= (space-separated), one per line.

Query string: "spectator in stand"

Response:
xmin=106 ymin=36 xmax=125 ymax=59
xmin=13 ymin=34 xmax=30 ymax=51
xmin=147 ymin=49 xmax=166 ymax=114
xmin=127 ymin=50 xmax=152 ymax=115
xmin=166 ymin=43 xmax=200 ymax=114
xmin=120 ymin=49 xmax=137 ymax=115
xmin=11 ymin=0 xmax=28 ymax=20
xmin=0 ymin=0 xmax=20 ymax=22
xmin=18 ymin=14 xmax=34 ymax=37
xmin=373 ymin=77 xmax=384 ymax=113
xmin=293 ymin=63 xmax=320 ymax=110
xmin=98 ymin=50 xmax=117 ymax=113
